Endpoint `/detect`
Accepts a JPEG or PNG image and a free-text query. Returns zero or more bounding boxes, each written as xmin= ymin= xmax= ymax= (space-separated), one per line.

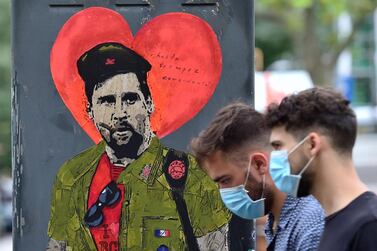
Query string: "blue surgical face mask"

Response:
xmin=269 ymin=135 xmax=315 ymax=197
xmin=219 ymin=160 xmax=266 ymax=220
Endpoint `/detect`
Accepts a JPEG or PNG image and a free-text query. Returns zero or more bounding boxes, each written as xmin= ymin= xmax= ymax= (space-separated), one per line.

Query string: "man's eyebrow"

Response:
xmin=97 ymin=95 xmax=115 ymax=102
xmin=122 ymin=92 xmax=140 ymax=98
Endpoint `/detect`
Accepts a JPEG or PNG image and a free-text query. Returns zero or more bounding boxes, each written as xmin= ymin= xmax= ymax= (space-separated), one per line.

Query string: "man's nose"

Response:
xmin=112 ymin=100 xmax=128 ymax=121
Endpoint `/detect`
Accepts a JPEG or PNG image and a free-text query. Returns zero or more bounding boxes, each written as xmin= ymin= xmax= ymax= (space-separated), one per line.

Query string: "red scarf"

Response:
xmin=88 ymin=153 xmax=125 ymax=251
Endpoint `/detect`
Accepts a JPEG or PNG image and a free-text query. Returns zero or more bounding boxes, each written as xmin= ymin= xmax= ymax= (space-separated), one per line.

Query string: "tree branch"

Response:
xmin=330 ymin=18 xmax=366 ymax=66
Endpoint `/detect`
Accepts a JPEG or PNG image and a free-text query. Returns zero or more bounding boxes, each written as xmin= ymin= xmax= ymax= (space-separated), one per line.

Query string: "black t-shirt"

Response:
xmin=318 ymin=191 xmax=377 ymax=251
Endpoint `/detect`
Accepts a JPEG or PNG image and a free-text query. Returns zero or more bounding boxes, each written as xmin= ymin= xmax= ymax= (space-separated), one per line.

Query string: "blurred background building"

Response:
xmin=0 ymin=0 xmax=376 ymax=250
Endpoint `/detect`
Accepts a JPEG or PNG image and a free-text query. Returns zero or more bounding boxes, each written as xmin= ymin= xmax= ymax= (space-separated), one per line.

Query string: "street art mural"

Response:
xmin=47 ymin=7 xmax=230 ymax=251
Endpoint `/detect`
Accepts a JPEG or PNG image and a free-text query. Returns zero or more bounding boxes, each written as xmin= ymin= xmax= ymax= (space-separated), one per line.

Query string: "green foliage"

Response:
xmin=258 ymin=0 xmax=376 ymax=30
xmin=292 ymin=0 xmax=313 ymax=8
xmin=255 ymin=0 xmax=377 ymax=84
xmin=255 ymin=21 xmax=293 ymax=69
xmin=0 ymin=0 xmax=11 ymax=175
xmin=257 ymin=0 xmax=377 ymax=34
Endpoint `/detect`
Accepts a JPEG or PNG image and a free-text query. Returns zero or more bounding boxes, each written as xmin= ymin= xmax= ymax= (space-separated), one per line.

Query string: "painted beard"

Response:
xmin=98 ymin=121 xmax=144 ymax=160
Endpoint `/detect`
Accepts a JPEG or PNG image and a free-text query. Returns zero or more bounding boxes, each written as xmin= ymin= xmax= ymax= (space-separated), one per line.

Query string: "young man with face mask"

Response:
xmin=266 ymin=87 xmax=377 ymax=251
xmin=190 ymin=102 xmax=324 ymax=251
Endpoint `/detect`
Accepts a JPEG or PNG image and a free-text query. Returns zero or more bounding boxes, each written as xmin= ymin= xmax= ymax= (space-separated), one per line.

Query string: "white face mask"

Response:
xmin=219 ymin=158 xmax=266 ymax=220
xmin=269 ymin=135 xmax=315 ymax=197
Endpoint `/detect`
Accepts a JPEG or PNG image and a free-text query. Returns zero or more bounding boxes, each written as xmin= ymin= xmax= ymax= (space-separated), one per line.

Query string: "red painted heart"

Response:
xmin=50 ymin=7 xmax=222 ymax=143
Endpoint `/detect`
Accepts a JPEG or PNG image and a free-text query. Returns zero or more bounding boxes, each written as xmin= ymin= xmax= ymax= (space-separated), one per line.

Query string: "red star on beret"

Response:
xmin=105 ymin=58 xmax=115 ymax=65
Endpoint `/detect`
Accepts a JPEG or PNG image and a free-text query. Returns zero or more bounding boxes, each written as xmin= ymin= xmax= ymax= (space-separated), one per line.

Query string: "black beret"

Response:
xmin=77 ymin=42 xmax=151 ymax=85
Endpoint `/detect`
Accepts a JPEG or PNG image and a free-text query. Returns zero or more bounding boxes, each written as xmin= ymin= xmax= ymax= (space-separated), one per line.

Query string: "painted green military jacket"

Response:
xmin=48 ymin=138 xmax=231 ymax=251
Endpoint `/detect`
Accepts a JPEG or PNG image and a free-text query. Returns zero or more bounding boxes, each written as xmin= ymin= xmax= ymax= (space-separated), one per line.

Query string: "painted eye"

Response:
xmin=126 ymin=99 xmax=136 ymax=105
xmin=123 ymin=93 xmax=140 ymax=105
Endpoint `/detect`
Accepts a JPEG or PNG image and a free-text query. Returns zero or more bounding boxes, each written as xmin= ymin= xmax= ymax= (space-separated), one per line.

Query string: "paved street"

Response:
xmin=354 ymin=133 xmax=377 ymax=193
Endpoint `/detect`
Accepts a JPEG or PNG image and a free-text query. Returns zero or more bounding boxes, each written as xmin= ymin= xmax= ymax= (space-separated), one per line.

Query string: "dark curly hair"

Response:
xmin=266 ymin=87 xmax=357 ymax=154
xmin=190 ymin=102 xmax=270 ymax=167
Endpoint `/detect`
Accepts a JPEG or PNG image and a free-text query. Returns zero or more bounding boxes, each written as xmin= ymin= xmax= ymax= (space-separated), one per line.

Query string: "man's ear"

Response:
xmin=250 ymin=152 xmax=268 ymax=176
xmin=145 ymin=96 xmax=154 ymax=114
xmin=87 ymin=103 xmax=94 ymax=120
xmin=307 ymin=132 xmax=321 ymax=156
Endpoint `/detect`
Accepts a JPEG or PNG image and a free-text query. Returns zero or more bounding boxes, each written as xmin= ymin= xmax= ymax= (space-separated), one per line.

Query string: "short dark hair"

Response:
xmin=77 ymin=42 xmax=152 ymax=106
xmin=265 ymin=87 xmax=357 ymax=154
xmin=190 ymin=102 xmax=270 ymax=167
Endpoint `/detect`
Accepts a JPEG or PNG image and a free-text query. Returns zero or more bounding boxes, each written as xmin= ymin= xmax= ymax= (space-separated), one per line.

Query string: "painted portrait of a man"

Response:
xmin=47 ymin=7 xmax=232 ymax=251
